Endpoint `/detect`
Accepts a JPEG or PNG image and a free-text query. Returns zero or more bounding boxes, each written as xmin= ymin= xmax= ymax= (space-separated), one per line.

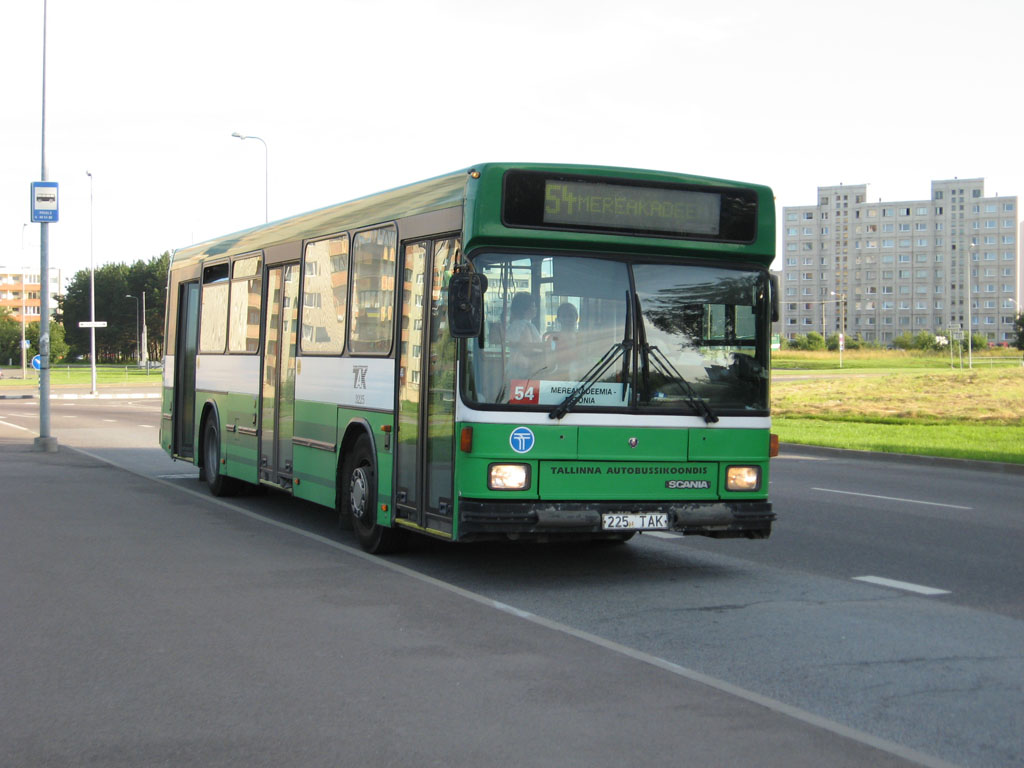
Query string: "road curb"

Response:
xmin=780 ymin=442 xmax=1024 ymax=476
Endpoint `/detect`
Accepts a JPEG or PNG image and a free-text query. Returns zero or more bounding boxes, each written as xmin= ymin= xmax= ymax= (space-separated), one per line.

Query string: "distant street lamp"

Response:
xmin=20 ymin=224 xmax=29 ymax=380
xmin=967 ymin=245 xmax=975 ymax=369
xmin=125 ymin=294 xmax=140 ymax=362
xmin=86 ymin=170 xmax=97 ymax=393
xmin=831 ymin=291 xmax=846 ymax=368
xmin=231 ymin=132 xmax=268 ymax=223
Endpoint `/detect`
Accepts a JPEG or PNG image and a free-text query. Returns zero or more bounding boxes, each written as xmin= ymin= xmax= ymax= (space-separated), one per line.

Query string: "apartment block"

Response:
xmin=781 ymin=179 xmax=1020 ymax=345
xmin=0 ymin=266 xmax=62 ymax=324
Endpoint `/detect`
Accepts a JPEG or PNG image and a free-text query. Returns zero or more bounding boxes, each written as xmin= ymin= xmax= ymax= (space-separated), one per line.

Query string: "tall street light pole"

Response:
xmin=231 ymin=132 xmax=268 ymax=223
xmin=831 ymin=291 xmax=846 ymax=368
xmin=967 ymin=245 xmax=974 ymax=369
xmin=86 ymin=170 xmax=98 ymax=394
xmin=125 ymin=294 xmax=140 ymax=362
xmin=35 ymin=0 xmax=56 ymax=452
xmin=20 ymin=224 xmax=30 ymax=380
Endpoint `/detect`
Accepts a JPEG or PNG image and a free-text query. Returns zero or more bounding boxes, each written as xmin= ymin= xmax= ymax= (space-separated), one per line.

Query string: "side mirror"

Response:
xmin=447 ymin=271 xmax=488 ymax=338
xmin=769 ymin=273 xmax=780 ymax=323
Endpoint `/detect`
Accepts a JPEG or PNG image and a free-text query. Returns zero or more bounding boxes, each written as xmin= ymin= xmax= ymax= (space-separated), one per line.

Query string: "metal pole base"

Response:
xmin=33 ymin=436 xmax=59 ymax=453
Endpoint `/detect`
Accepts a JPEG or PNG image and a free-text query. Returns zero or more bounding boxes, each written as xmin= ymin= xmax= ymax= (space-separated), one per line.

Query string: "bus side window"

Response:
xmin=199 ymin=263 xmax=229 ymax=354
xmin=348 ymin=226 xmax=397 ymax=355
xmin=301 ymin=235 xmax=348 ymax=355
xmin=228 ymin=254 xmax=263 ymax=354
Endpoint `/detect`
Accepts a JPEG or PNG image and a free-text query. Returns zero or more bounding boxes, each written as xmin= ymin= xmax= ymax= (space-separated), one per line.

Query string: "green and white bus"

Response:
xmin=161 ymin=163 xmax=778 ymax=553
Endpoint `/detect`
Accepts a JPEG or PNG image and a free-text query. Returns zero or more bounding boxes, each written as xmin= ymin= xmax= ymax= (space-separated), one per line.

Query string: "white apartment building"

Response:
xmin=781 ymin=179 xmax=1021 ymax=345
xmin=0 ymin=266 xmax=63 ymax=323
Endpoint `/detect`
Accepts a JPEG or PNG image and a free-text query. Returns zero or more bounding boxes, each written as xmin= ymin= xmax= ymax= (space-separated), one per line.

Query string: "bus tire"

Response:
xmin=343 ymin=435 xmax=403 ymax=554
xmin=202 ymin=417 xmax=241 ymax=497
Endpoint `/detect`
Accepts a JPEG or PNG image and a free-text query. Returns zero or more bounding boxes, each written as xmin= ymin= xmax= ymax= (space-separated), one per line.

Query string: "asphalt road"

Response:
xmin=2 ymin=394 xmax=1022 ymax=767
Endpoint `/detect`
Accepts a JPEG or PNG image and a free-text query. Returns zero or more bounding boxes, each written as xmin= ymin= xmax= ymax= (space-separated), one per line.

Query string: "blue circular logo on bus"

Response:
xmin=509 ymin=427 xmax=535 ymax=454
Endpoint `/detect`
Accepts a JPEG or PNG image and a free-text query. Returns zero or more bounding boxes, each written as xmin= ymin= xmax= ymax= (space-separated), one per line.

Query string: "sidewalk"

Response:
xmin=0 ymin=435 xmax=949 ymax=768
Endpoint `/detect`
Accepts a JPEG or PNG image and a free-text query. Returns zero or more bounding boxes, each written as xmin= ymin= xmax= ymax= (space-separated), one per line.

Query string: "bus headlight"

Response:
xmin=488 ymin=463 xmax=530 ymax=491
xmin=726 ymin=466 xmax=761 ymax=492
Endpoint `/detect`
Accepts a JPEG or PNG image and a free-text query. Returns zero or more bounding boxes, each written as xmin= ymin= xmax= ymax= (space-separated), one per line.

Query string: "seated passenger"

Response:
xmin=545 ymin=302 xmax=581 ymax=379
xmin=506 ymin=293 xmax=545 ymax=380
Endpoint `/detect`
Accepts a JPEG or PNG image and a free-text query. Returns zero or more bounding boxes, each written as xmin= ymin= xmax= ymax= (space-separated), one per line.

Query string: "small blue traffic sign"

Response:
xmin=31 ymin=181 xmax=59 ymax=223
xmin=31 ymin=355 xmax=42 ymax=371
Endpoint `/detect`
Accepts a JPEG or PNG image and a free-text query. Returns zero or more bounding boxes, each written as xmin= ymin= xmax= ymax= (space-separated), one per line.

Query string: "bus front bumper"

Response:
xmin=458 ymin=500 xmax=773 ymax=541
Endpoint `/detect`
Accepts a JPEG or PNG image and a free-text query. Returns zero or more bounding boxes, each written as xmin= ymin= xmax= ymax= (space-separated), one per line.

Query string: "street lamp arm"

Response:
xmin=231 ymin=132 xmax=269 ymax=223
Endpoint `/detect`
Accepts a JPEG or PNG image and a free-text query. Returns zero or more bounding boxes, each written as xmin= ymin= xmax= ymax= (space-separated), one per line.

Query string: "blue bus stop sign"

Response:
xmin=31 ymin=181 xmax=59 ymax=223
xmin=31 ymin=355 xmax=41 ymax=371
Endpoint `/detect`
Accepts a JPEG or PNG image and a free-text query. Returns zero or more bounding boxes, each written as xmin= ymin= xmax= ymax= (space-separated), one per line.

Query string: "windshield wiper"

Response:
xmin=642 ymin=343 xmax=718 ymax=423
xmin=633 ymin=294 xmax=718 ymax=424
xmin=549 ymin=292 xmax=632 ymax=420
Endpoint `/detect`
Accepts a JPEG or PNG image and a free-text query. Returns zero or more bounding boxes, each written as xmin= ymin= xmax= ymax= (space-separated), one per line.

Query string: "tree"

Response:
xmin=0 ymin=311 xmax=21 ymax=365
xmin=0 ymin=318 xmax=68 ymax=365
xmin=1015 ymin=313 xmax=1024 ymax=351
xmin=58 ymin=252 xmax=169 ymax=362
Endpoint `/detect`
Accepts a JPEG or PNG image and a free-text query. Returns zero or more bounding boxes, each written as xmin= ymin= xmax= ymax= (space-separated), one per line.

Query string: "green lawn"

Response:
xmin=0 ymin=365 xmax=162 ymax=388
xmin=771 ymin=353 xmax=1024 ymax=464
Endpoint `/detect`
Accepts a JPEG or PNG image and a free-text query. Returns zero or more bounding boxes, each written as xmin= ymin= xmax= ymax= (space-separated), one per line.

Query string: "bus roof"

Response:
xmin=170 ymin=163 xmax=774 ymax=270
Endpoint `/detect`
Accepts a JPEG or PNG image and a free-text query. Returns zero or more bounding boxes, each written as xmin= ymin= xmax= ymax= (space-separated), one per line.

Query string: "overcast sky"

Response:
xmin=3 ymin=0 xmax=1022 ymax=279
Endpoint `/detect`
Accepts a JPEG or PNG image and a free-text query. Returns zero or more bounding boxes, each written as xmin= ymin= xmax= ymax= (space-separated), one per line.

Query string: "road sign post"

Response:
xmin=78 ymin=321 xmax=106 ymax=392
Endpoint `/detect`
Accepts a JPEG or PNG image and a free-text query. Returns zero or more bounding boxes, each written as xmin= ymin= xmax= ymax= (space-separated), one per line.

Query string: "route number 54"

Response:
xmin=510 ymin=380 xmax=539 ymax=404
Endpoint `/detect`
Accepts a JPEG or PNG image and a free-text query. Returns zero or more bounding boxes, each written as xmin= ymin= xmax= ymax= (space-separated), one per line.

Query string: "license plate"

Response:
xmin=601 ymin=513 xmax=669 ymax=531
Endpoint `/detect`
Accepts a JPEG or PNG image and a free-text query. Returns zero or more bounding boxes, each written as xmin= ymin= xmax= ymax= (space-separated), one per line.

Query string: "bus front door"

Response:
xmin=394 ymin=238 xmax=459 ymax=538
xmin=172 ymin=280 xmax=200 ymax=459
xmin=259 ymin=263 xmax=299 ymax=487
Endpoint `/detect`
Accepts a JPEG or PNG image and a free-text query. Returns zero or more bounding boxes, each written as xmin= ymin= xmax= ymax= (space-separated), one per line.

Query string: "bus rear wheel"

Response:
xmin=343 ymin=435 xmax=404 ymax=554
xmin=202 ymin=417 xmax=241 ymax=497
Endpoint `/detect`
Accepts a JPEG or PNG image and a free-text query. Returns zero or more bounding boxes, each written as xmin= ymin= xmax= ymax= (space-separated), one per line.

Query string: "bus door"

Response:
xmin=172 ymin=280 xmax=200 ymax=459
xmin=259 ymin=263 xmax=300 ymax=487
xmin=394 ymin=238 xmax=460 ymax=536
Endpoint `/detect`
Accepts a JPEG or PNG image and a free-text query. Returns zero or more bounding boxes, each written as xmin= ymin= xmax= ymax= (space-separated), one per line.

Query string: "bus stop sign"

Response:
xmin=31 ymin=181 xmax=59 ymax=223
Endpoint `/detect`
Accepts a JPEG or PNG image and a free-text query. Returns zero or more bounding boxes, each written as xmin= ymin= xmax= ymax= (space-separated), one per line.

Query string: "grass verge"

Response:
xmin=772 ymin=365 xmax=1024 ymax=464
xmin=773 ymin=418 xmax=1024 ymax=464
xmin=0 ymin=365 xmax=162 ymax=388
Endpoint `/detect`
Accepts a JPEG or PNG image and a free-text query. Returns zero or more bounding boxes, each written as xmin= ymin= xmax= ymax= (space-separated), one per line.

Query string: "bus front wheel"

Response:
xmin=343 ymin=435 xmax=403 ymax=554
xmin=202 ymin=417 xmax=241 ymax=497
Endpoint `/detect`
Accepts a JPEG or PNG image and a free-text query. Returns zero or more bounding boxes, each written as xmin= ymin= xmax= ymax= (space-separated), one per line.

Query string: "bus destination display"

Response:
xmin=502 ymin=170 xmax=758 ymax=242
xmin=543 ymin=180 xmax=721 ymax=236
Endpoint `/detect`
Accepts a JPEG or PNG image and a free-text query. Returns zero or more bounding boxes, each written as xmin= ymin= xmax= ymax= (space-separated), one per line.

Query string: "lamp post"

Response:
xmin=35 ymin=0 xmax=56 ymax=452
xmin=125 ymin=294 xmax=140 ymax=362
xmin=231 ymin=132 xmax=268 ymax=223
xmin=967 ymin=245 xmax=974 ymax=369
xmin=831 ymin=291 xmax=846 ymax=368
xmin=20 ymin=224 xmax=29 ymax=380
xmin=86 ymin=171 xmax=97 ymax=393
xmin=140 ymin=291 xmax=148 ymax=365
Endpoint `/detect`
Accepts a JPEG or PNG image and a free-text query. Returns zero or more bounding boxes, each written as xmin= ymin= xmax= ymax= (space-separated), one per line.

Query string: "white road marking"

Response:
xmin=853 ymin=576 xmax=951 ymax=596
xmin=139 ymin=424 xmax=155 ymax=429
xmin=776 ymin=454 xmax=830 ymax=461
xmin=644 ymin=531 xmax=682 ymax=539
xmin=812 ymin=487 xmax=972 ymax=510
xmin=102 ymin=419 xmax=118 ymax=423
xmin=0 ymin=419 xmax=32 ymax=432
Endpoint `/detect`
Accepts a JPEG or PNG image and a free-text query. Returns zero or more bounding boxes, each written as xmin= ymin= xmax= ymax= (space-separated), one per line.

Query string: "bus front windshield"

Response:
xmin=463 ymin=253 xmax=769 ymax=416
